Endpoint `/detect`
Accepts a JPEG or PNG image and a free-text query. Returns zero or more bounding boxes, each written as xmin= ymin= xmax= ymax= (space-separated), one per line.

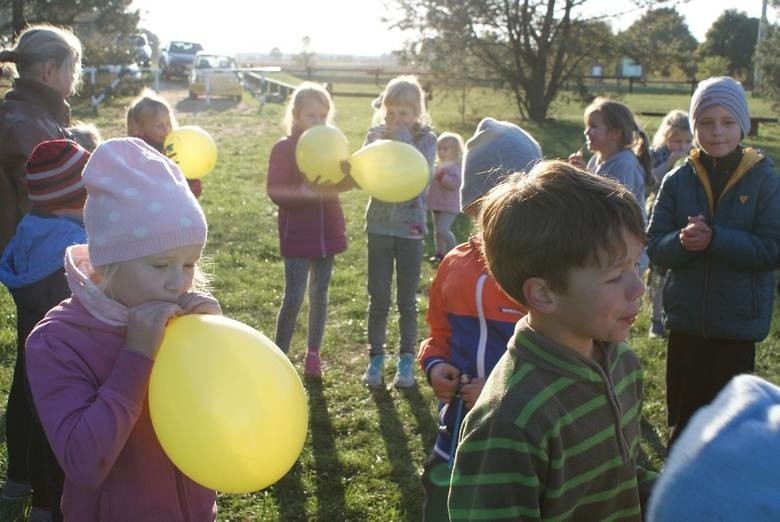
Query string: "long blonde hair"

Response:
xmin=0 ymin=24 xmax=83 ymax=96
xmin=651 ymin=110 xmax=690 ymax=149
xmin=282 ymin=82 xmax=334 ymax=134
xmin=374 ymin=75 xmax=430 ymax=127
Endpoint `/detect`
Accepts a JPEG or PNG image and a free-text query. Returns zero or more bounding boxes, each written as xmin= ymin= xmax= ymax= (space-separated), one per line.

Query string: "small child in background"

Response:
xmin=650 ymin=110 xmax=692 ymax=188
xmin=647 ymin=374 xmax=780 ymax=522
xmin=25 ymin=138 xmax=220 ymax=520
xmin=569 ymin=97 xmax=653 ymax=273
xmin=647 ymin=76 xmax=780 ymax=448
xmin=418 ymin=118 xmax=541 ymax=521
xmin=0 ymin=140 xmax=90 ymax=521
xmin=266 ymin=82 xmax=351 ymax=378
xmin=361 ymin=75 xmax=437 ymax=388
xmin=449 ymin=160 xmax=657 ymax=520
xmin=427 ymin=132 xmax=464 ymax=264
xmin=68 ymin=121 xmax=102 ymax=151
xmin=646 ymin=110 xmax=692 ymax=338
xmin=126 ymin=89 xmax=202 ymax=198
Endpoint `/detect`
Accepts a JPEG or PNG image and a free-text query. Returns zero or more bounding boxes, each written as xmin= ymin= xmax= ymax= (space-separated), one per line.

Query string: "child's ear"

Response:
xmin=522 ymin=277 xmax=557 ymax=313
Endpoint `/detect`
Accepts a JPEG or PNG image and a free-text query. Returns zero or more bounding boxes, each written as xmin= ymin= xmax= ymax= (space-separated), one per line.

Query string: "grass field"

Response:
xmin=1 ymin=78 xmax=779 ymax=521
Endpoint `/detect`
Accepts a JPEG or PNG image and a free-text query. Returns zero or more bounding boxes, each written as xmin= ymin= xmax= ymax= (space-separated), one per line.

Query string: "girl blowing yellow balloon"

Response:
xmin=25 ymin=138 xmax=221 ymax=521
xmin=359 ymin=75 xmax=437 ymax=388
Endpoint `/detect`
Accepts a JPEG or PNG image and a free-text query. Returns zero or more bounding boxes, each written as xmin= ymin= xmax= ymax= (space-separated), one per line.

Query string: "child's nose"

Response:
xmin=628 ymin=269 xmax=645 ymax=300
xmin=166 ymin=270 xmax=187 ymax=293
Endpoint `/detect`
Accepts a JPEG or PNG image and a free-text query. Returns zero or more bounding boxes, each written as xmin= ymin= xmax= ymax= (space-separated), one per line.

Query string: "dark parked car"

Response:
xmin=159 ymin=41 xmax=203 ymax=79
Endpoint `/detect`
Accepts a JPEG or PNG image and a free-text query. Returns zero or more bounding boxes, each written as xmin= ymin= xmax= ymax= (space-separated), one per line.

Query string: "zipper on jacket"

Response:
xmin=702 ymin=258 xmax=711 ymax=338
xmin=602 ymin=370 xmax=630 ymax=463
xmin=474 ymin=273 xmax=488 ymax=379
xmin=318 ymin=198 xmax=326 ymax=257
xmin=176 ymin=469 xmax=192 ymax=522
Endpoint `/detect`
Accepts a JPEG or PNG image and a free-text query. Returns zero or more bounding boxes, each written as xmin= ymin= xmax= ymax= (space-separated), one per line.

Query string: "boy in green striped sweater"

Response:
xmin=448 ymin=160 xmax=657 ymax=521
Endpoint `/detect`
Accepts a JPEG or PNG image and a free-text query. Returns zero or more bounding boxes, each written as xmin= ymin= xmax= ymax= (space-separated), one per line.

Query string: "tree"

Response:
xmin=0 ymin=0 xmax=140 ymax=64
xmin=390 ymin=0 xmax=669 ymax=123
xmin=756 ymin=24 xmax=780 ymax=106
xmin=618 ymin=8 xmax=697 ymax=79
xmin=698 ymin=9 xmax=759 ymax=82
xmin=295 ymin=35 xmax=316 ymax=79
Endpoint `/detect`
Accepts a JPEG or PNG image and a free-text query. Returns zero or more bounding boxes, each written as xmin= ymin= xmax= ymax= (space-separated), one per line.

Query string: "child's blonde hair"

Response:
xmin=375 ymin=75 xmax=430 ymax=127
xmin=126 ymin=89 xmax=177 ymax=136
xmin=584 ymin=97 xmax=652 ymax=189
xmin=436 ymin=132 xmax=464 ymax=162
xmin=68 ymin=121 xmax=102 ymax=151
xmin=651 ymin=110 xmax=690 ymax=149
xmin=282 ymin=82 xmax=333 ymax=134
xmin=0 ymin=24 xmax=83 ymax=96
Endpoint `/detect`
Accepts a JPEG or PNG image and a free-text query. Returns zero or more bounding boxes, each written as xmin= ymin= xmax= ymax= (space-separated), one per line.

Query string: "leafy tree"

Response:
xmin=390 ymin=0 xmax=669 ymax=123
xmin=756 ymin=24 xmax=780 ymax=106
xmin=618 ymin=7 xmax=697 ymax=79
xmin=698 ymin=9 xmax=758 ymax=82
xmin=295 ymin=35 xmax=316 ymax=79
xmin=0 ymin=0 xmax=140 ymax=64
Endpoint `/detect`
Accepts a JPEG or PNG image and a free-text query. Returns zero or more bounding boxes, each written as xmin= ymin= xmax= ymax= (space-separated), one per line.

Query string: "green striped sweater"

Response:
xmin=449 ymin=318 xmax=657 ymax=521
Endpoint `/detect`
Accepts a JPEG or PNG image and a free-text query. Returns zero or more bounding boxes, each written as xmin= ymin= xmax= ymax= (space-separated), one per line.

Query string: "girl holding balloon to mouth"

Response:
xmin=266 ymin=82 xmax=352 ymax=378
xmin=25 ymin=138 xmax=221 ymax=521
xmin=360 ymin=75 xmax=437 ymax=388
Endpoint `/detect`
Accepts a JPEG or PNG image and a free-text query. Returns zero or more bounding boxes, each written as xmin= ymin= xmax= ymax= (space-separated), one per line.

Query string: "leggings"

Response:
xmin=432 ymin=211 xmax=457 ymax=255
xmin=366 ymin=233 xmax=423 ymax=356
xmin=274 ymin=256 xmax=335 ymax=354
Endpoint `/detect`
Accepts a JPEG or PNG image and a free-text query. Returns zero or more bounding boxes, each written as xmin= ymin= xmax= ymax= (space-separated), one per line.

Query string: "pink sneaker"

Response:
xmin=304 ymin=351 xmax=322 ymax=378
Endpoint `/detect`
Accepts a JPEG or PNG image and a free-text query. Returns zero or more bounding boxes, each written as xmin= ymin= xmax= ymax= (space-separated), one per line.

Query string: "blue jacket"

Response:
xmin=0 ymin=212 xmax=86 ymax=289
xmin=647 ymin=147 xmax=780 ymax=341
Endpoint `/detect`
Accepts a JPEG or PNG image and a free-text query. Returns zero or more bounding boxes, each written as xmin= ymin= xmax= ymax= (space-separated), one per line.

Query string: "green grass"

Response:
xmin=1 ymin=80 xmax=779 ymax=520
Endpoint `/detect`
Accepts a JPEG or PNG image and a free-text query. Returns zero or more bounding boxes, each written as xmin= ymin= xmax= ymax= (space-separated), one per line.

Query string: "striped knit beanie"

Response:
xmin=25 ymin=139 xmax=90 ymax=213
xmin=689 ymin=76 xmax=751 ymax=138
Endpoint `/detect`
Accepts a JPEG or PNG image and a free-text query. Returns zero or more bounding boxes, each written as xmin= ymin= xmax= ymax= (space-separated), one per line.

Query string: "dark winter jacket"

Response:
xmin=647 ymin=147 xmax=780 ymax=341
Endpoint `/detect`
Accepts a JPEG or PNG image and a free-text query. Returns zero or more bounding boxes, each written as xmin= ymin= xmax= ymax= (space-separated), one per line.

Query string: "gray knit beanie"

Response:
xmin=689 ymin=76 xmax=750 ymax=138
xmin=460 ymin=118 xmax=543 ymax=212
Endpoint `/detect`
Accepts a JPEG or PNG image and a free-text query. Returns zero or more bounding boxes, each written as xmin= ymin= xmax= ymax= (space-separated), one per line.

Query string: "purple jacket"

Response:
xmin=26 ymin=297 xmax=217 ymax=521
xmin=266 ymin=132 xmax=347 ymax=258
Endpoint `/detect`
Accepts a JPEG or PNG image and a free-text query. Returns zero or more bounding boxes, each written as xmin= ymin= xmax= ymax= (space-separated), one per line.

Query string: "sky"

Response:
xmin=129 ymin=0 xmax=776 ymax=57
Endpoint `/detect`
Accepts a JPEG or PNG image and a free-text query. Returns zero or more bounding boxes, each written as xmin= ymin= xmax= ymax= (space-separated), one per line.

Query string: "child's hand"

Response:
xmin=387 ymin=123 xmax=413 ymax=143
xmin=340 ymin=160 xmax=351 ymax=177
xmin=126 ymin=301 xmax=183 ymax=359
xmin=460 ymin=377 xmax=486 ymax=410
xmin=568 ymin=151 xmax=586 ymax=169
xmin=430 ymin=362 xmax=460 ymax=403
xmin=177 ymin=291 xmax=221 ymax=316
xmin=680 ymin=214 xmax=712 ymax=251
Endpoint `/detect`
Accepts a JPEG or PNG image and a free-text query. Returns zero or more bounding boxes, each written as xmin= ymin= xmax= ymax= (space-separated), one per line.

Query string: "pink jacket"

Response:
xmin=25 ymin=245 xmax=217 ymax=521
xmin=427 ymin=160 xmax=461 ymax=213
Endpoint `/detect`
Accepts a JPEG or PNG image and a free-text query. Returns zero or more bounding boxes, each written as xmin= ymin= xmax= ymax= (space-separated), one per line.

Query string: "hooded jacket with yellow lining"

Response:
xmin=647 ymin=147 xmax=780 ymax=341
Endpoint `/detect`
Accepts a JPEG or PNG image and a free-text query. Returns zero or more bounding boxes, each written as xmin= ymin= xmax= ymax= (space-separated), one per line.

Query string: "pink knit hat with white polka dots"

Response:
xmin=83 ymin=137 xmax=207 ymax=267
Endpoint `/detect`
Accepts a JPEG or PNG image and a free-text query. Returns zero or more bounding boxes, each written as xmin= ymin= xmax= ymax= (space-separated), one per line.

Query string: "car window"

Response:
xmin=171 ymin=42 xmax=203 ymax=54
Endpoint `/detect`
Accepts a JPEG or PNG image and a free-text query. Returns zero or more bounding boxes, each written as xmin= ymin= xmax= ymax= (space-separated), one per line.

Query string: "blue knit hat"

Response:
xmin=460 ymin=118 xmax=542 ymax=212
xmin=647 ymin=374 xmax=780 ymax=521
xmin=689 ymin=76 xmax=751 ymax=138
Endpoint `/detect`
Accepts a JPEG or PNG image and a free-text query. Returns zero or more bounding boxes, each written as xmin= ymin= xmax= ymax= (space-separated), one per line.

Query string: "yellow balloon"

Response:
xmin=148 ymin=315 xmax=308 ymax=493
xmin=164 ymin=126 xmax=218 ymax=180
xmin=295 ymin=125 xmax=349 ymax=184
xmin=349 ymin=140 xmax=429 ymax=203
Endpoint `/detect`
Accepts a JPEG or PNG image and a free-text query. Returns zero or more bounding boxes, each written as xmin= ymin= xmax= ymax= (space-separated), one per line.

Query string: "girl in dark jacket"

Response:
xmin=266 ymin=82 xmax=352 ymax=378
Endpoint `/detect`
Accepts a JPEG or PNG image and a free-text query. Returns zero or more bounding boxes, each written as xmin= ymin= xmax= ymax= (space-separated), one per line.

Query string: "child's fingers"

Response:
xmin=177 ymin=292 xmax=222 ymax=315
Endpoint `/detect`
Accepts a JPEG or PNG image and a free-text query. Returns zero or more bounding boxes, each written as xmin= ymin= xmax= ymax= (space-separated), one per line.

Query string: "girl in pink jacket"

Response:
xmin=26 ymin=138 xmax=220 ymax=521
xmin=427 ymin=132 xmax=464 ymax=264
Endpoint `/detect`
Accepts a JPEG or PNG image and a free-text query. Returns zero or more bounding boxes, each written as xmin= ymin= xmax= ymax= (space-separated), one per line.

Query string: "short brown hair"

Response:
xmin=479 ymin=160 xmax=645 ymax=305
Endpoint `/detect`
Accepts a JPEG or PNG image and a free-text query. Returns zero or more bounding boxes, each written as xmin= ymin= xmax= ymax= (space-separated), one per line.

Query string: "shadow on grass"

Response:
xmin=369 ymin=387 xmax=423 ymax=521
xmin=398 ymin=386 xmax=439 ymax=452
xmin=270 ymin=459 xmax=306 ymax=521
xmin=640 ymin=416 xmax=667 ymax=467
xmin=305 ymin=379 xmax=355 ymax=521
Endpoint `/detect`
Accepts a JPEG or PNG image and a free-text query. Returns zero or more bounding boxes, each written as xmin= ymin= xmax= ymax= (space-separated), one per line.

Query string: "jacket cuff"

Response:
xmin=424 ymin=357 xmax=446 ymax=385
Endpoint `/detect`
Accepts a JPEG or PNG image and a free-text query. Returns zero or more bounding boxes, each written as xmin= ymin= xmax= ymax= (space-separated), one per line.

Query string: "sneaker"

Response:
xmin=361 ymin=355 xmax=385 ymax=387
xmin=1 ymin=479 xmax=31 ymax=500
xmin=393 ymin=353 xmax=416 ymax=388
xmin=649 ymin=320 xmax=665 ymax=338
xmin=304 ymin=350 xmax=322 ymax=379
xmin=428 ymin=253 xmax=444 ymax=265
